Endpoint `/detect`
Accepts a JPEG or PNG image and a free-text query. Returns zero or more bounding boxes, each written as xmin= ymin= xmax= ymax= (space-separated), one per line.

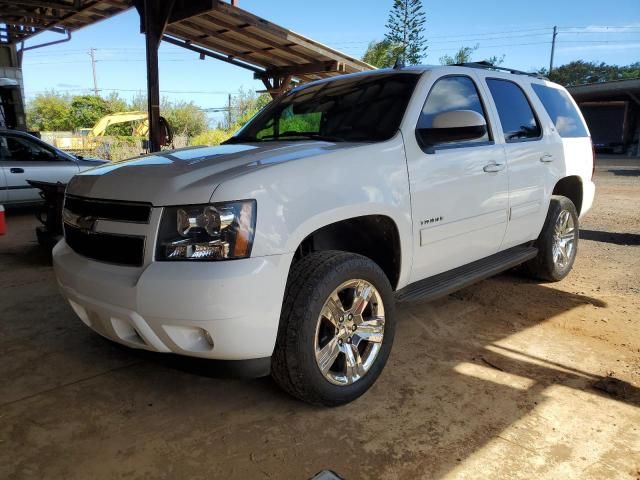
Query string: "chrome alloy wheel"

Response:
xmin=314 ymin=279 xmax=385 ymax=386
xmin=552 ymin=209 xmax=576 ymax=270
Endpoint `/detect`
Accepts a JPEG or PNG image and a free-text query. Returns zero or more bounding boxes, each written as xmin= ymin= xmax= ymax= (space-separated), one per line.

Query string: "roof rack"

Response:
xmin=453 ymin=61 xmax=547 ymax=79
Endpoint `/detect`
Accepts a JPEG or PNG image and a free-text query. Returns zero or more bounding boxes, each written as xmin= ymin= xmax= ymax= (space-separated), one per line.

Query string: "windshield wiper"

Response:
xmin=222 ymin=135 xmax=261 ymax=144
xmin=259 ymin=132 xmax=345 ymax=142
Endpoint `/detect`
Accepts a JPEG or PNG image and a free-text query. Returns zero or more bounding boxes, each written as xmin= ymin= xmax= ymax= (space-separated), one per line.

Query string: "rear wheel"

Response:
xmin=271 ymin=251 xmax=395 ymax=406
xmin=525 ymin=195 xmax=579 ymax=282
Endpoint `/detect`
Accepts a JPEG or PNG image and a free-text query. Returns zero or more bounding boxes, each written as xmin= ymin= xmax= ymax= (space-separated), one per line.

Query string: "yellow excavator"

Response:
xmin=53 ymin=111 xmax=151 ymax=151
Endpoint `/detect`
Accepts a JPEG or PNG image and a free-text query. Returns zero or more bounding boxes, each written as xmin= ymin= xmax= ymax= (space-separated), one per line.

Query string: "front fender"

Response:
xmin=211 ymin=135 xmax=414 ymax=288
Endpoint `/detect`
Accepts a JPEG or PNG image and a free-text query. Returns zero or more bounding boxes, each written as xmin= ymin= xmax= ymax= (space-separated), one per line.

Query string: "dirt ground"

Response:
xmin=1 ymin=155 xmax=639 ymax=480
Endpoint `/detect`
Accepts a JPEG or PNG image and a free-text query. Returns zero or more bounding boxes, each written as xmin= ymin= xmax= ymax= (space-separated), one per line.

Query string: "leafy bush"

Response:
xmin=189 ymin=129 xmax=233 ymax=146
xmin=26 ymin=92 xmax=73 ymax=131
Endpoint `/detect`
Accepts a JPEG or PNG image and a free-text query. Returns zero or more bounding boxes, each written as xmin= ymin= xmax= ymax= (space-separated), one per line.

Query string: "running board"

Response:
xmin=395 ymin=245 xmax=538 ymax=303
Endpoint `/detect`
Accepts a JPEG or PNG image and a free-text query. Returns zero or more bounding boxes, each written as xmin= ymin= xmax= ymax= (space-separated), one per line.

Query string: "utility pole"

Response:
xmin=89 ymin=48 xmax=99 ymax=96
xmin=549 ymin=26 xmax=558 ymax=74
xmin=227 ymin=93 xmax=232 ymax=130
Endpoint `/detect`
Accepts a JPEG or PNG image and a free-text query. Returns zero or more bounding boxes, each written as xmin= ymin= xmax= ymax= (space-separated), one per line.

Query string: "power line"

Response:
xmin=25 ymin=87 xmax=241 ymax=95
xmin=24 ymin=38 xmax=577 ymax=66
xmin=20 ymin=25 xmax=638 ymax=58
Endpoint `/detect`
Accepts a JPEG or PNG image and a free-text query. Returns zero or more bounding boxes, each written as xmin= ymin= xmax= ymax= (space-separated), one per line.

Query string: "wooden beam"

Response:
xmin=196 ymin=12 xmax=320 ymax=64
xmin=161 ymin=34 xmax=263 ymax=73
xmin=0 ymin=9 xmax=65 ymax=22
xmin=176 ymin=16 xmax=306 ymax=67
xmin=7 ymin=1 xmax=79 ymax=11
xmin=166 ymin=22 xmax=277 ymax=68
xmin=1 ymin=19 xmax=50 ymax=29
xmin=168 ymin=0 xmax=215 ymax=24
xmin=260 ymin=74 xmax=292 ymax=99
xmin=254 ymin=61 xmax=342 ymax=80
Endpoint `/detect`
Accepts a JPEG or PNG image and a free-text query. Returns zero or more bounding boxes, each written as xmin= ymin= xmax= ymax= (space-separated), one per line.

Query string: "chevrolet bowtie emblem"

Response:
xmin=63 ymin=208 xmax=98 ymax=233
xmin=76 ymin=215 xmax=97 ymax=233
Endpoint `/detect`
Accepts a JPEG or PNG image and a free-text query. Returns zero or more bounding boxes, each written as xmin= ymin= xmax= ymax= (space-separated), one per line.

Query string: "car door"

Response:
xmin=480 ymin=76 xmax=560 ymax=249
xmin=0 ymin=133 xmax=80 ymax=203
xmin=404 ymin=73 xmax=509 ymax=283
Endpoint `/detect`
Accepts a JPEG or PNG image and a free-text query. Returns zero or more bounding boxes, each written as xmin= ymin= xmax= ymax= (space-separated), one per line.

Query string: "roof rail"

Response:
xmin=453 ymin=61 xmax=547 ymax=79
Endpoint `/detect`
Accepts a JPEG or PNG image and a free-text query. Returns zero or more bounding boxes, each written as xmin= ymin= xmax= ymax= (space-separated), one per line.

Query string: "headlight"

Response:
xmin=156 ymin=200 xmax=256 ymax=261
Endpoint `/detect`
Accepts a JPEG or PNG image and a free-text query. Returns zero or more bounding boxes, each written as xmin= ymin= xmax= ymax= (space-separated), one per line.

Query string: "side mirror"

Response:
xmin=417 ymin=110 xmax=487 ymax=148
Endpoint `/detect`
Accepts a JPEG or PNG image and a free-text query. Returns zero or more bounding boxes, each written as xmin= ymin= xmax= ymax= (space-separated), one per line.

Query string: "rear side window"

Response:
xmin=486 ymin=79 xmax=541 ymax=142
xmin=531 ymin=84 xmax=589 ymax=138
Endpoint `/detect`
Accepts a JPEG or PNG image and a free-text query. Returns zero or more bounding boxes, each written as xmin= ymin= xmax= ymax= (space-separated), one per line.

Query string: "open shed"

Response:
xmin=568 ymin=78 xmax=640 ymax=156
xmin=0 ymin=0 xmax=374 ymax=150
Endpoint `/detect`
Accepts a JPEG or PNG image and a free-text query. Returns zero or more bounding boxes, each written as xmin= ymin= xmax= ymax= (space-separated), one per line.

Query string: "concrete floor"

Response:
xmin=1 ymin=156 xmax=639 ymax=479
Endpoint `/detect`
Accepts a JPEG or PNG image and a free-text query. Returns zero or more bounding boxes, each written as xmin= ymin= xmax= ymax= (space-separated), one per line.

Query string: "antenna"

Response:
xmin=393 ymin=57 xmax=405 ymax=70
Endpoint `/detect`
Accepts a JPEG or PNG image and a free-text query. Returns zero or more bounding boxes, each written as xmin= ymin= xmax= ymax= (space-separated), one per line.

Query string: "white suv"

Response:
xmin=53 ymin=64 xmax=595 ymax=405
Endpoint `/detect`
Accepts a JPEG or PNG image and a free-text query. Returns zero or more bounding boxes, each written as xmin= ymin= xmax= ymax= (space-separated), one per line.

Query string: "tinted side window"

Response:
xmin=531 ymin=84 xmax=588 ymax=138
xmin=2 ymin=136 xmax=56 ymax=161
xmin=418 ymin=75 xmax=490 ymax=146
xmin=486 ymin=79 xmax=541 ymax=142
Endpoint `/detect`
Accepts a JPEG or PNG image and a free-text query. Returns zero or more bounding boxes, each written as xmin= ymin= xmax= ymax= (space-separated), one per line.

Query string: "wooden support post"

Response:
xmin=137 ymin=0 xmax=175 ymax=152
xmin=259 ymin=75 xmax=293 ymax=99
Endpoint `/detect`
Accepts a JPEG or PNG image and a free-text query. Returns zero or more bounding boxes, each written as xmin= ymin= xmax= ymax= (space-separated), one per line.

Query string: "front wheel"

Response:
xmin=271 ymin=251 xmax=396 ymax=406
xmin=524 ymin=195 xmax=579 ymax=282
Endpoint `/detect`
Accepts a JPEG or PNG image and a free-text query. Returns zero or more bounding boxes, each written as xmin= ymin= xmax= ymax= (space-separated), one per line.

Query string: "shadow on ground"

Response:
xmin=2 ymin=204 xmax=639 ymax=479
xmin=608 ymin=169 xmax=640 ymax=177
xmin=580 ymin=229 xmax=640 ymax=246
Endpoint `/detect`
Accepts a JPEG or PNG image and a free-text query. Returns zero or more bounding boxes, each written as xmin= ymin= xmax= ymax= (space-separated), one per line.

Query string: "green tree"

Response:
xmin=69 ymin=95 xmax=109 ymax=129
xmin=123 ymin=95 xmax=209 ymax=137
xmin=102 ymin=92 xmax=138 ymax=136
xmin=104 ymin=92 xmax=128 ymax=114
xmin=439 ymin=45 xmax=479 ymax=65
xmin=362 ymin=39 xmax=404 ymax=68
xmin=128 ymin=92 xmax=148 ymax=112
xmin=26 ymin=91 xmax=72 ymax=131
xmin=224 ymin=89 xmax=271 ymax=130
xmin=163 ymin=100 xmax=208 ymax=137
xmin=385 ymin=0 xmax=427 ymax=65
xmin=439 ymin=45 xmax=505 ymax=66
xmin=541 ymin=60 xmax=640 ymax=86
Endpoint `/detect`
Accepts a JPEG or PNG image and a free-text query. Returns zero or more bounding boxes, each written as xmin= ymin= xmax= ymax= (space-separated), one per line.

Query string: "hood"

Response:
xmin=66 ymin=142 xmax=359 ymax=205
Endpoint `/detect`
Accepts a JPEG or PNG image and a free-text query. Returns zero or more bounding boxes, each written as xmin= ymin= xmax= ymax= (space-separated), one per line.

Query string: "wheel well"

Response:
xmin=294 ymin=215 xmax=401 ymax=290
xmin=553 ymin=176 xmax=583 ymax=215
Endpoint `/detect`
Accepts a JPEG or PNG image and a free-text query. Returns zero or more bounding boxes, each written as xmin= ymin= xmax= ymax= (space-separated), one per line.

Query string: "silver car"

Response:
xmin=0 ymin=129 xmax=107 ymax=205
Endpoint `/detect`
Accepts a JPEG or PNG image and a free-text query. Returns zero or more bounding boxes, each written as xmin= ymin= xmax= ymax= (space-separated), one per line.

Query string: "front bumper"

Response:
xmin=53 ymin=240 xmax=293 ymax=360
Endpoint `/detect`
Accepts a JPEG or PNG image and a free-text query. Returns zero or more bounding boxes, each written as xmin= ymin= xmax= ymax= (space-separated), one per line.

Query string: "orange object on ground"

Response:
xmin=0 ymin=205 xmax=5 ymax=235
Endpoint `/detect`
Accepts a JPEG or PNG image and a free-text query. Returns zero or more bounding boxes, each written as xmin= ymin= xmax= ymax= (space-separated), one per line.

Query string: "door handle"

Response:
xmin=10 ymin=167 xmax=24 ymax=174
xmin=483 ymin=162 xmax=505 ymax=173
xmin=540 ymin=153 xmax=554 ymax=163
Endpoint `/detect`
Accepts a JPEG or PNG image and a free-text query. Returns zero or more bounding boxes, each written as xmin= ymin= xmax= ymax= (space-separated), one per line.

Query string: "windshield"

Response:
xmin=226 ymin=72 xmax=420 ymax=144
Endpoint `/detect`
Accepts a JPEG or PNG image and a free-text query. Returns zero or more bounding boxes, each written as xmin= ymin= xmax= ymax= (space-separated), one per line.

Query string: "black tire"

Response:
xmin=524 ymin=195 xmax=579 ymax=282
xmin=271 ymin=251 xmax=396 ymax=406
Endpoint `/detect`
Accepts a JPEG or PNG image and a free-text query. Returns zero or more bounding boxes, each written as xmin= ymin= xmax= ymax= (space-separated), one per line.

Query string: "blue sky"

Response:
xmin=20 ymin=0 xmax=640 ymax=123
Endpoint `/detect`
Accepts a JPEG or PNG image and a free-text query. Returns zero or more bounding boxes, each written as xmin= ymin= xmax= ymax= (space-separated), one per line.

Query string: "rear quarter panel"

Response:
xmin=528 ymin=80 xmax=595 ymax=217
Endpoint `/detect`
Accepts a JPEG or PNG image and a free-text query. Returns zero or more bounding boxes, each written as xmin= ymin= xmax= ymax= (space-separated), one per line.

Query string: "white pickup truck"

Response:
xmin=53 ymin=64 xmax=595 ymax=406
